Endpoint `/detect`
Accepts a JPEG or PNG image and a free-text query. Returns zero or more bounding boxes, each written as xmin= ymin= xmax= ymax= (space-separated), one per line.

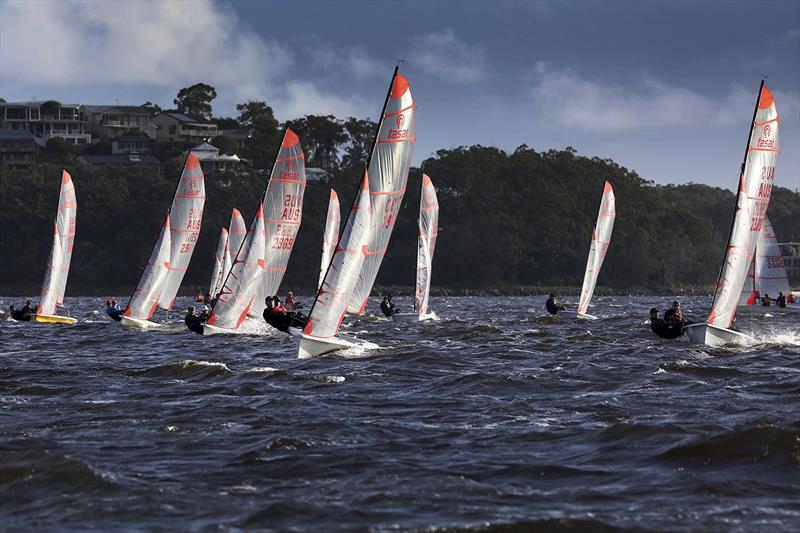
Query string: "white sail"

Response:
xmin=37 ymin=224 xmax=65 ymax=316
xmin=158 ymin=153 xmax=206 ymax=310
xmin=125 ymin=215 xmax=172 ymax=320
xmin=739 ymin=260 xmax=757 ymax=306
xmin=207 ymin=203 xmax=267 ymax=330
xmin=577 ymin=181 xmax=616 ymax=317
xmin=319 ymin=189 xmax=340 ymax=289
xmin=209 ymin=228 xmax=229 ymax=298
xmin=415 ymin=174 xmax=439 ymax=316
xmin=253 ymin=129 xmax=307 ymax=307
xmin=227 ymin=208 xmax=247 ymax=260
xmin=740 ymin=217 xmax=791 ymax=304
xmin=54 ymin=170 xmax=77 ymax=305
xmin=708 ymin=84 xmax=779 ymax=328
xmin=346 ymin=70 xmax=416 ymax=315
xmin=303 ymin=173 xmax=371 ymax=341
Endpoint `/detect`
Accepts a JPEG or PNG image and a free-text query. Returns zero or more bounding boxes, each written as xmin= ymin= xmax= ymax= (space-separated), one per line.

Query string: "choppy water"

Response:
xmin=1 ymin=295 xmax=799 ymax=531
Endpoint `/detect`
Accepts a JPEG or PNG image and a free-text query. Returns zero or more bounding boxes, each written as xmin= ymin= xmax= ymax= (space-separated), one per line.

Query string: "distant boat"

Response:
xmin=683 ymin=82 xmax=779 ymax=345
xmin=33 ymin=170 xmax=77 ymax=325
xmin=121 ymin=154 xmax=206 ymax=329
xmin=208 ymin=208 xmax=246 ymax=300
xmin=297 ymin=173 xmax=376 ymax=357
xmin=345 ymin=68 xmax=416 ymax=316
xmin=299 ymin=67 xmax=415 ymax=357
xmin=392 ymin=174 xmax=439 ymax=323
xmin=575 ymin=181 xmax=615 ymax=320
xmin=199 ymin=128 xmax=306 ymax=335
xmin=319 ymin=189 xmax=340 ymax=290
xmin=738 ymin=217 xmax=796 ymax=310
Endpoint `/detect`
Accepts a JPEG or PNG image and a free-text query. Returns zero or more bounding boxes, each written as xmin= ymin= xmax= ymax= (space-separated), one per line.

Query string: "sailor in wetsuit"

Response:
xmin=380 ymin=295 xmax=398 ymax=317
xmin=10 ymin=300 xmax=35 ymax=321
xmin=663 ymin=301 xmax=685 ymax=328
xmin=777 ymin=292 xmax=786 ymax=308
xmin=106 ymin=298 xmax=124 ymax=321
xmin=761 ymin=294 xmax=772 ymax=307
xmin=545 ymin=293 xmax=566 ymax=315
xmin=649 ymin=308 xmax=682 ymax=339
xmin=263 ymin=296 xmax=307 ymax=333
xmin=184 ymin=305 xmax=206 ymax=334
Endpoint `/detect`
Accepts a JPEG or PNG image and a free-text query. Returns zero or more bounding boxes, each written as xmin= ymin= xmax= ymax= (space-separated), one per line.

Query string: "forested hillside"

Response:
xmin=1 ymin=131 xmax=798 ymax=295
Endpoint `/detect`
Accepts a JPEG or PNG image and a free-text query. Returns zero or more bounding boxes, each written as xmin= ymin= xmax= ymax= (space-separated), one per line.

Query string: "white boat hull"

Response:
xmin=391 ymin=312 xmax=436 ymax=323
xmin=576 ymin=313 xmax=597 ymax=321
xmin=297 ymin=333 xmax=379 ymax=359
xmin=682 ymin=322 xmax=754 ymax=346
xmin=199 ymin=323 xmax=232 ymax=336
xmin=120 ymin=315 xmax=162 ymax=329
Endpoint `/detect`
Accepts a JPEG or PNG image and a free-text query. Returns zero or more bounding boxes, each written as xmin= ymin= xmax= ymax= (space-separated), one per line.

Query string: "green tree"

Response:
xmin=341 ymin=117 xmax=377 ymax=172
xmin=236 ymin=101 xmax=280 ymax=171
xmin=141 ymin=101 xmax=162 ymax=115
xmin=284 ymin=115 xmax=348 ymax=170
xmin=174 ymin=83 xmax=217 ymax=120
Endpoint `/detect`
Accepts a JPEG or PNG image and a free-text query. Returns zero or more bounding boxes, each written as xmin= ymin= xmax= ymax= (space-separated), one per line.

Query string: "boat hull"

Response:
xmin=391 ymin=312 xmax=436 ymax=323
xmin=682 ymin=322 xmax=754 ymax=346
xmin=120 ymin=315 xmax=162 ymax=329
xmin=297 ymin=334 xmax=379 ymax=359
xmin=199 ymin=323 xmax=233 ymax=336
xmin=576 ymin=313 xmax=597 ymax=321
xmin=33 ymin=314 xmax=77 ymax=325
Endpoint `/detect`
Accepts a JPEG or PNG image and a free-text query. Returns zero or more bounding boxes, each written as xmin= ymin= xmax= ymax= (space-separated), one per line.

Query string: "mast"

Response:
xmin=710 ymin=80 xmax=765 ymax=307
xmin=209 ymin=131 xmax=287 ymax=316
xmin=307 ymin=66 xmax=400 ymax=318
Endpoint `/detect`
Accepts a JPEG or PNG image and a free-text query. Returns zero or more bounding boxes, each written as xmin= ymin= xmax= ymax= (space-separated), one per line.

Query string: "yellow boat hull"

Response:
xmin=33 ymin=314 xmax=78 ymax=325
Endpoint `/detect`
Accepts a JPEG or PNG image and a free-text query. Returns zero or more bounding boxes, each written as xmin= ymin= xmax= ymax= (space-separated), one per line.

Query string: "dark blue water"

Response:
xmin=1 ymin=295 xmax=799 ymax=531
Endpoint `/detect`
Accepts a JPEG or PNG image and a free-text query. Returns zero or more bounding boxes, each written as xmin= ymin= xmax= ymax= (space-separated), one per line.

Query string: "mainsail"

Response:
xmin=345 ymin=69 xmax=416 ymax=315
xmin=209 ymin=228 xmax=229 ymax=298
xmin=158 ymin=153 xmax=206 ymax=310
xmin=253 ymin=129 xmax=307 ymax=307
xmin=577 ymin=181 xmax=616 ymax=317
xmin=707 ymin=83 xmax=779 ymax=328
xmin=303 ymin=173 xmax=371 ymax=340
xmin=124 ymin=215 xmax=172 ymax=320
xmin=319 ymin=189 xmax=340 ymax=289
xmin=207 ymin=203 xmax=266 ymax=330
xmin=37 ymin=171 xmax=77 ymax=315
xmin=227 ymin=208 xmax=247 ymax=263
xmin=739 ymin=217 xmax=790 ymax=304
xmin=415 ymin=174 xmax=439 ymax=316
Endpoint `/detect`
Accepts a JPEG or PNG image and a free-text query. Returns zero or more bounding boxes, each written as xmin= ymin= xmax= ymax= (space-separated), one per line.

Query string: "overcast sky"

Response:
xmin=1 ymin=0 xmax=798 ymax=190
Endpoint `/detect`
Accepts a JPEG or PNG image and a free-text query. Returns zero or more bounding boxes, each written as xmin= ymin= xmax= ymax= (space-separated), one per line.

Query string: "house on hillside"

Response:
xmin=82 ymin=105 xmax=156 ymax=140
xmin=0 ymin=129 xmax=38 ymax=167
xmin=0 ymin=100 xmax=91 ymax=145
xmin=151 ymin=112 xmax=220 ymax=143
xmin=112 ymin=134 xmax=150 ymax=155
xmin=185 ymin=142 xmax=246 ymax=176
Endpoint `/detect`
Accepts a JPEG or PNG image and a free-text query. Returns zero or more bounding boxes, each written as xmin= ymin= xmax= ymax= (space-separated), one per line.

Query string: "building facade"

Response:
xmin=151 ymin=112 xmax=220 ymax=143
xmin=82 ymin=105 xmax=156 ymax=140
xmin=0 ymin=130 xmax=38 ymax=167
xmin=0 ymin=100 xmax=91 ymax=144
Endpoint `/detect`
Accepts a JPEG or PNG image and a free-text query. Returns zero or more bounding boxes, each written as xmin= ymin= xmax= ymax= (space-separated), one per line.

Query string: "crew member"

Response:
xmin=106 ymin=298 xmax=124 ymax=322
xmin=761 ymin=294 xmax=772 ymax=307
xmin=663 ymin=301 xmax=684 ymax=327
xmin=263 ymin=296 xmax=306 ymax=333
xmin=11 ymin=300 xmax=35 ymax=321
xmin=380 ymin=295 xmax=398 ymax=317
xmin=649 ymin=308 xmax=682 ymax=339
xmin=285 ymin=291 xmax=297 ymax=311
xmin=545 ymin=293 xmax=565 ymax=315
xmin=184 ymin=306 xmax=205 ymax=334
xmin=777 ymin=292 xmax=786 ymax=308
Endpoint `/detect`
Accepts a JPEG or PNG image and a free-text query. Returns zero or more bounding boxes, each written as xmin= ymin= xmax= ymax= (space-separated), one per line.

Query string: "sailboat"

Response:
xmin=120 ymin=153 xmax=206 ymax=328
xmin=319 ymin=190 xmax=340 ymax=289
xmin=198 ymin=128 xmax=306 ymax=335
xmin=738 ymin=217 xmax=798 ymax=311
xmin=392 ymin=174 xmax=439 ymax=323
xmin=33 ymin=170 xmax=78 ymax=324
xmin=575 ymin=181 xmax=616 ymax=320
xmin=208 ymin=208 xmax=246 ymax=300
xmin=297 ymin=174 xmax=376 ymax=357
xmin=682 ymin=82 xmax=779 ymax=346
xmin=298 ymin=67 xmax=416 ymax=357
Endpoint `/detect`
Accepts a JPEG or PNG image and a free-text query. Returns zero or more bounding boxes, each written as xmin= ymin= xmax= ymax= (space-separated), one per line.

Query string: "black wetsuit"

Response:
xmin=263 ymin=309 xmax=307 ymax=333
xmin=777 ymin=295 xmax=786 ymax=308
xmin=185 ymin=313 xmax=205 ymax=334
xmin=380 ymin=300 xmax=396 ymax=317
xmin=11 ymin=305 xmax=34 ymax=321
xmin=545 ymin=298 xmax=559 ymax=315
xmin=650 ymin=317 xmax=682 ymax=339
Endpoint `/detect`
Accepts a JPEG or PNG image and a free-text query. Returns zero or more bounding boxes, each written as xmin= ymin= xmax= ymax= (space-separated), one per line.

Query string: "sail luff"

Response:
xmin=708 ymin=83 xmax=779 ymax=328
xmin=415 ymin=174 xmax=439 ymax=316
xmin=54 ymin=170 xmax=77 ymax=305
xmin=157 ymin=153 xmax=206 ymax=310
xmin=319 ymin=189 xmax=341 ymax=289
xmin=577 ymin=181 xmax=616 ymax=316
xmin=37 ymin=223 xmax=64 ymax=316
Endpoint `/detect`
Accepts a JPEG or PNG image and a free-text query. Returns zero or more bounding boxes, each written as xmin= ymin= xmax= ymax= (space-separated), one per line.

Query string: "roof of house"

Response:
xmin=191 ymin=142 xmax=218 ymax=152
xmin=79 ymin=154 xmax=162 ymax=167
xmin=83 ymin=105 xmax=151 ymax=115
xmin=154 ymin=112 xmax=217 ymax=126
xmin=1 ymin=100 xmax=81 ymax=107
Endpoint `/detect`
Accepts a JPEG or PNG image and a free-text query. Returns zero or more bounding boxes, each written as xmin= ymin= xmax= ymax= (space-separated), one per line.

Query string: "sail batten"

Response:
xmin=707 ymin=84 xmax=779 ymax=328
xmin=577 ymin=181 xmax=616 ymax=317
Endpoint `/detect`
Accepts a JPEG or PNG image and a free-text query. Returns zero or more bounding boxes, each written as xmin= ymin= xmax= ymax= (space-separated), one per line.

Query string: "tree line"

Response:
xmin=1 ymin=122 xmax=798 ymax=295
